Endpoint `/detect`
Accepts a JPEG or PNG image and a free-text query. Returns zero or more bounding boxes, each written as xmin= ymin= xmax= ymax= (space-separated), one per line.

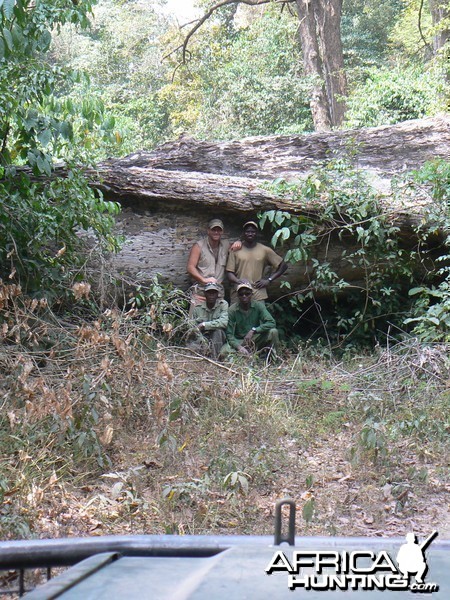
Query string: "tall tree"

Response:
xmin=428 ymin=0 xmax=449 ymax=53
xmin=0 ymin=0 xmax=120 ymax=297
xmin=171 ymin=0 xmax=347 ymax=131
xmin=295 ymin=0 xmax=347 ymax=129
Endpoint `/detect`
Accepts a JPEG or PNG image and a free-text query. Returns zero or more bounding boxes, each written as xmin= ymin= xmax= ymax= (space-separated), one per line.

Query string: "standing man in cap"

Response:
xmin=226 ymin=220 xmax=287 ymax=303
xmin=223 ymin=281 xmax=279 ymax=357
xmin=188 ymin=282 xmax=228 ymax=359
xmin=187 ymin=218 xmax=241 ymax=310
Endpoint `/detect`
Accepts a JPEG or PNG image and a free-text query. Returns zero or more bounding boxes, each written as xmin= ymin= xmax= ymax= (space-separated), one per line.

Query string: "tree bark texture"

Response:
xmin=315 ymin=0 xmax=347 ymax=127
xmin=295 ymin=0 xmax=332 ymax=130
xmin=429 ymin=0 xmax=450 ymax=53
xmin=100 ymin=115 xmax=450 ymax=184
xmin=295 ymin=0 xmax=346 ymax=129
xmin=87 ymin=116 xmax=450 ymax=299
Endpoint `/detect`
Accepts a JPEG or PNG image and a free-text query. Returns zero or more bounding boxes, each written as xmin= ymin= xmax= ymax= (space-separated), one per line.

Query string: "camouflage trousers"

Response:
xmin=187 ymin=328 xmax=227 ymax=360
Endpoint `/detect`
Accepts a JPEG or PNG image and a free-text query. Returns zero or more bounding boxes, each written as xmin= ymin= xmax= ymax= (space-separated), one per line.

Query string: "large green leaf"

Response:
xmin=1 ymin=0 xmax=15 ymax=20
xmin=2 ymin=27 xmax=13 ymax=51
xmin=37 ymin=128 xmax=52 ymax=147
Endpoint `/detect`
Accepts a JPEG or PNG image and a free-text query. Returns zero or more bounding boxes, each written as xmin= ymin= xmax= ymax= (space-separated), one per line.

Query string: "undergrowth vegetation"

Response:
xmin=261 ymin=157 xmax=450 ymax=346
xmin=0 ymin=277 xmax=448 ymax=541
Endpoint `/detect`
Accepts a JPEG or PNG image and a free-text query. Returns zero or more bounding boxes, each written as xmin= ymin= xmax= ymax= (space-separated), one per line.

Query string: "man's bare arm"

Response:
xmin=226 ymin=270 xmax=241 ymax=285
xmin=254 ymin=261 xmax=288 ymax=289
xmin=187 ymin=243 xmax=217 ymax=285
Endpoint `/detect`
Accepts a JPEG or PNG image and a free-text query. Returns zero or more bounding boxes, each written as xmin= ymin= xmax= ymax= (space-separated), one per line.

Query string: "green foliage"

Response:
xmin=45 ymin=0 xmax=448 ymax=149
xmin=49 ymin=0 xmax=172 ymax=153
xmin=342 ymin=0 xmax=405 ymax=71
xmin=0 ymin=172 xmax=120 ymax=299
xmin=345 ymin=0 xmax=448 ymax=122
xmin=262 ymin=158 xmax=450 ymax=345
xmin=389 ymin=0 xmax=433 ymax=60
xmin=345 ymin=65 xmax=439 ymax=128
xmin=0 ymin=0 xmax=121 ymax=299
xmin=402 ymin=160 xmax=450 ymax=340
xmin=162 ymin=6 xmax=313 ymax=139
xmin=261 ymin=157 xmax=414 ymax=345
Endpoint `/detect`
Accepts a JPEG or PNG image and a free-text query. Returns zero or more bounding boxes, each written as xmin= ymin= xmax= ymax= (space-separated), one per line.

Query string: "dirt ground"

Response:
xmin=1 ymin=349 xmax=449 ymax=599
xmin=7 ymin=354 xmax=447 ymax=543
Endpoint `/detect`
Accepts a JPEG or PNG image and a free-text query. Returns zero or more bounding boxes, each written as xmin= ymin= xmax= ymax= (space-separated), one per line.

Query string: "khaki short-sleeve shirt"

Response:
xmin=226 ymin=243 xmax=283 ymax=302
xmin=195 ymin=237 xmax=230 ymax=284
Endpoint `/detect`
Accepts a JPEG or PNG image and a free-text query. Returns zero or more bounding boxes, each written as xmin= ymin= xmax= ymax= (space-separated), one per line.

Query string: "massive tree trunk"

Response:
xmin=429 ymin=0 xmax=450 ymax=53
xmin=295 ymin=0 xmax=332 ymax=130
xmin=86 ymin=116 xmax=450 ymax=299
xmin=429 ymin=0 xmax=450 ymax=86
xmin=314 ymin=0 xmax=347 ymax=127
xmin=295 ymin=0 xmax=346 ymax=130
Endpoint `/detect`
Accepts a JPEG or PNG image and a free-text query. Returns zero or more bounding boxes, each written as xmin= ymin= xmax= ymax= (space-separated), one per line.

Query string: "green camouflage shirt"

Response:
xmin=192 ymin=299 xmax=229 ymax=331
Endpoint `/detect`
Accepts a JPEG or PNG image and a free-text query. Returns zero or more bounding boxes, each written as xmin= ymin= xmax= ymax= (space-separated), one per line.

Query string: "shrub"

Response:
xmin=261 ymin=158 xmax=450 ymax=346
xmin=0 ymin=0 xmax=121 ymax=300
xmin=345 ymin=66 xmax=439 ymax=128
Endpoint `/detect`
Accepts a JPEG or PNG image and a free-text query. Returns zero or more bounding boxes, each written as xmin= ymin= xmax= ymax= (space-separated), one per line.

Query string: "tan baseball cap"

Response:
xmin=243 ymin=220 xmax=258 ymax=229
xmin=208 ymin=219 xmax=224 ymax=230
xmin=236 ymin=282 xmax=253 ymax=293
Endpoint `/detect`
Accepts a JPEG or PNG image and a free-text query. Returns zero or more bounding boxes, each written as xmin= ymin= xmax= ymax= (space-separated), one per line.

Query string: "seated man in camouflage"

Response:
xmin=223 ymin=281 xmax=279 ymax=358
xmin=188 ymin=282 xmax=228 ymax=359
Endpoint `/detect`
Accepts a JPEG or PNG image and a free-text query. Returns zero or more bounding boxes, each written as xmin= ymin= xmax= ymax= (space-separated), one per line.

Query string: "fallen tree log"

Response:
xmin=84 ymin=115 xmax=450 ymax=299
xmin=101 ymin=114 xmax=450 ymax=181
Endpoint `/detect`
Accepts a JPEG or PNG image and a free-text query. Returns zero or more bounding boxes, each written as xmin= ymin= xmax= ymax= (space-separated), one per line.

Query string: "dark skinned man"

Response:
xmin=223 ymin=282 xmax=279 ymax=358
xmin=226 ymin=220 xmax=287 ymax=304
xmin=188 ymin=282 xmax=228 ymax=359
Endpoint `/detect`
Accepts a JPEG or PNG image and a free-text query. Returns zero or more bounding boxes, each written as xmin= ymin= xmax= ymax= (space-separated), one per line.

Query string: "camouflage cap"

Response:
xmin=208 ymin=219 xmax=224 ymax=230
xmin=204 ymin=282 xmax=221 ymax=292
xmin=236 ymin=281 xmax=253 ymax=293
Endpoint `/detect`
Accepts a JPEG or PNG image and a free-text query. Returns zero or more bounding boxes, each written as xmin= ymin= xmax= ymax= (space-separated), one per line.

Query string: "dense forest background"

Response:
xmin=49 ymin=0 xmax=449 ymax=153
xmin=1 ymin=0 xmax=449 ymax=340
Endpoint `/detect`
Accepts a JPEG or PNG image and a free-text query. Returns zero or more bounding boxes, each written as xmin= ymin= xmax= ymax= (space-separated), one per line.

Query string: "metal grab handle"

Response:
xmin=274 ymin=498 xmax=296 ymax=546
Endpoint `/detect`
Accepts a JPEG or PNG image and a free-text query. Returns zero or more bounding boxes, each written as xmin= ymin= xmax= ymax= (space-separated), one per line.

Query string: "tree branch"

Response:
xmin=418 ymin=0 xmax=432 ymax=52
xmin=163 ymin=0 xmax=288 ymax=64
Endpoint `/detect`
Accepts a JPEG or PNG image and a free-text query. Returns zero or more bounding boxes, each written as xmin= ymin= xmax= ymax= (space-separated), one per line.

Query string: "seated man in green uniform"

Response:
xmin=188 ymin=282 xmax=228 ymax=359
xmin=223 ymin=281 xmax=279 ymax=358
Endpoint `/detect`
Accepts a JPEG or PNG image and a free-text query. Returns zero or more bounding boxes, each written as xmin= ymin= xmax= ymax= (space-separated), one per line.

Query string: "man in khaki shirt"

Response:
xmin=226 ymin=221 xmax=287 ymax=303
xmin=187 ymin=218 xmax=240 ymax=310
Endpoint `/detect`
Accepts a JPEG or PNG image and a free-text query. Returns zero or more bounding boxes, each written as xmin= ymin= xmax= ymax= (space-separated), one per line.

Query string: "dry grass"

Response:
xmin=0 ymin=281 xmax=449 ymax=547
